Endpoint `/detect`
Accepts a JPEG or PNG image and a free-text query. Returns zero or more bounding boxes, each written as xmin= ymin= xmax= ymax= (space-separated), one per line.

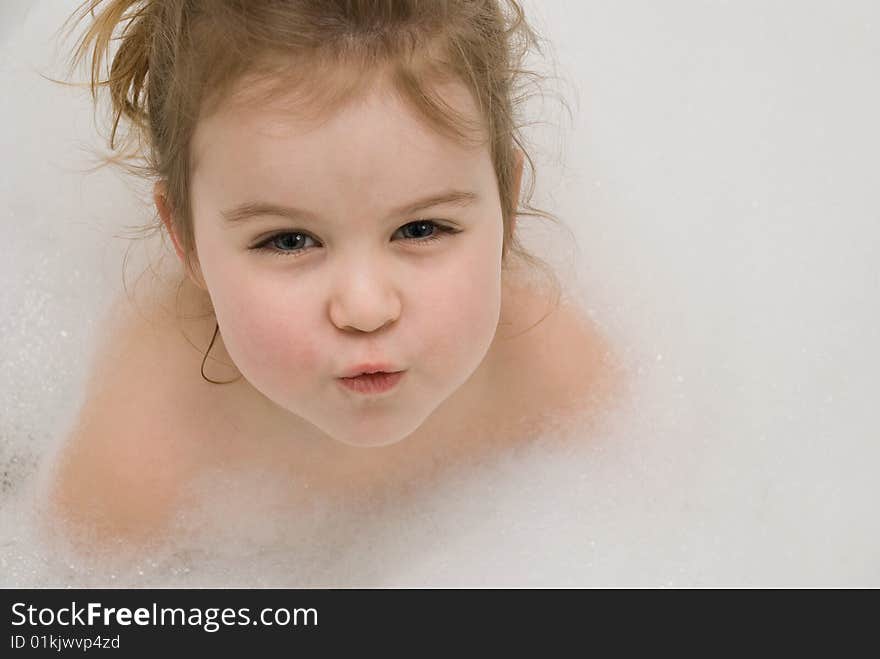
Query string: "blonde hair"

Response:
xmin=53 ymin=0 xmax=567 ymax=353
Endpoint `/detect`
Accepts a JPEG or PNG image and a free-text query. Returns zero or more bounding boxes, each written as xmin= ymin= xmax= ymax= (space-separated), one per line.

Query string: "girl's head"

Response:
xmin=61 ymin=0 xmax=562 ymax=447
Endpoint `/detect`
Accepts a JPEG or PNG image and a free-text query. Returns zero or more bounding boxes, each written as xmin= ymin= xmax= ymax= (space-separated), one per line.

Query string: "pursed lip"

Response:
xmin=338 ymin=363 xmax=404 ymax=379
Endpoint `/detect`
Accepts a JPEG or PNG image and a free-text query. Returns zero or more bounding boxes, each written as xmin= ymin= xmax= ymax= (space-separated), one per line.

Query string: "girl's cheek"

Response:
xmin=419 ymin=268 xmax=501 ymax=365
xmin=215 ymin=281 xmax=322 ymax=383
xmin=242 ymin=310 xmax=321 ymax=378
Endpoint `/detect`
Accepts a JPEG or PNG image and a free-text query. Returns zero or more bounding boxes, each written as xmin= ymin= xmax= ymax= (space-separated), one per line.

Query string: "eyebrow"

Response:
xmin=221 ymin=189 xmax=479 ymax=225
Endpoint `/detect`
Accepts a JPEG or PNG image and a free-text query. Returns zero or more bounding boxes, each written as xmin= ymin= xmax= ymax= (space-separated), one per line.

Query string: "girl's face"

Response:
xmin=184 ymin=75 xmax=509 ymax=448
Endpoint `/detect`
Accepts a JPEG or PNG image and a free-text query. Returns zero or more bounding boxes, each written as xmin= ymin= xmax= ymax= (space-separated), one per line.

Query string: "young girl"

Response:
xmin=42 ymin=0 xmax=619 ymax=554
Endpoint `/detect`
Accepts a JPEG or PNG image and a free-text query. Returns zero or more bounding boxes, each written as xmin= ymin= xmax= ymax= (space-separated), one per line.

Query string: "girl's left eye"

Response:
xmin=251 ymin=220 xmax=460 ymax=258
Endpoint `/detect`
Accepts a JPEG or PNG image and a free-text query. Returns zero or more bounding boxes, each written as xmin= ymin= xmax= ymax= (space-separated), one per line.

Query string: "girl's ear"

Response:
xmin=511 ymin=148 xmax=524 ymax=232
xmin=153 ymin=181 xmax=184 ymax=260
xmin=153 ymin=181 xmax=207 ymax=290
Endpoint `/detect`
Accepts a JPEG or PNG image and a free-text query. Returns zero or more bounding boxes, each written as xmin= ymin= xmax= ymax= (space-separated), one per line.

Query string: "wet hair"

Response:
xmin=53 ymin=0 xmax=568 ymax=382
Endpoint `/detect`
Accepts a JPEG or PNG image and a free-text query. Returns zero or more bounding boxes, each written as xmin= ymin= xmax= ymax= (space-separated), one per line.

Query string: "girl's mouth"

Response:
xmin=338 ymin=371 xmax=405 ymax=395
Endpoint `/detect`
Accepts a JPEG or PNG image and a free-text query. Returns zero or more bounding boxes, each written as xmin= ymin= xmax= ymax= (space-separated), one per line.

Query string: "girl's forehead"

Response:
xmin=190 ymin=71 xmax=485 ymax=176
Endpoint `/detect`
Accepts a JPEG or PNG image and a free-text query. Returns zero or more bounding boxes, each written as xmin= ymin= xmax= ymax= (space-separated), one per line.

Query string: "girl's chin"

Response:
xmin=330 ymin=423 xmax=417 ymax=448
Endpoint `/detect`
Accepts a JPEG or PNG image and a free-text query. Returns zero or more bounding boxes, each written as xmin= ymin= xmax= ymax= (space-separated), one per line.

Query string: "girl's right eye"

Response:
xmin=251 ymin=232 xmax=317 ymax=258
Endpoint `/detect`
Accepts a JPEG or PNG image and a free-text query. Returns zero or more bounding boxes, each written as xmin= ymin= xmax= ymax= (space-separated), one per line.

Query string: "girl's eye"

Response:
xmin=250 ymin=220 xmax=459 ymax=258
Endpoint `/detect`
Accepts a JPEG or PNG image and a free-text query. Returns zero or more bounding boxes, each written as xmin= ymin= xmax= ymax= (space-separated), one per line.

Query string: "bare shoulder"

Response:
xmin=43 ymin=276 xmax=214 ymax=548
xmin=493 ymin=277 xmax=622 ymax=431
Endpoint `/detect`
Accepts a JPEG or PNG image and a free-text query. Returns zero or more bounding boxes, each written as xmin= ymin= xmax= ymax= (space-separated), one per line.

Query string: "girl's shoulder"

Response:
xmin=490 ymin=276 xmax=621 ymax=435
xmin=41 ymin=274 xmax=222 ymax=548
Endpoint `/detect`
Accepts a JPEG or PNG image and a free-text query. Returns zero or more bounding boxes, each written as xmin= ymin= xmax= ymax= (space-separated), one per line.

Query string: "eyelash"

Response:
xmin=250 ymin=220 xmax=460 ymax=258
